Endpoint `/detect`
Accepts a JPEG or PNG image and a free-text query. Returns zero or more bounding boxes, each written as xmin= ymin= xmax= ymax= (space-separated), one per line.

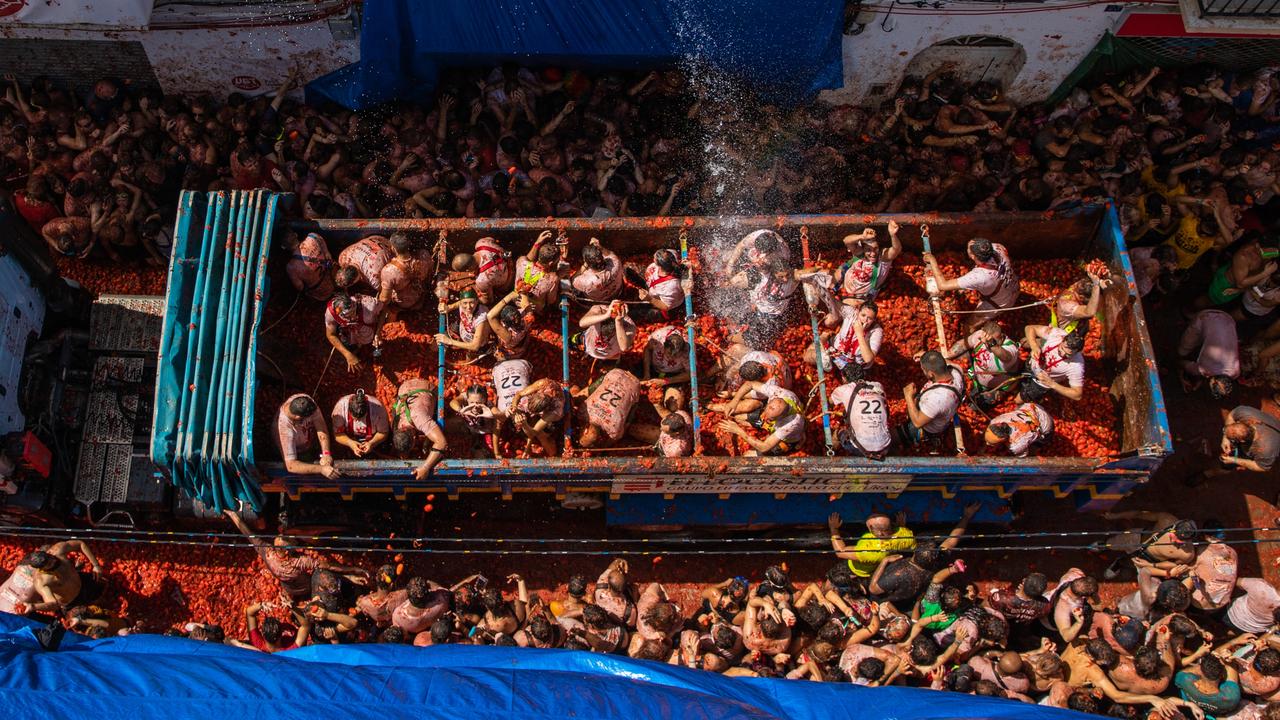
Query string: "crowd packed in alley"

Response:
xmin=1 ymin=58 xmax=1280 ymax=718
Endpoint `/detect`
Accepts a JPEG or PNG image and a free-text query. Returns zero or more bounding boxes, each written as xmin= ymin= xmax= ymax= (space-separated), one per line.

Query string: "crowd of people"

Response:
xmin=8 ymin=508 xmax=1280 ymax=720
xmin=2 ymin=56 xmax=1280 ymax=717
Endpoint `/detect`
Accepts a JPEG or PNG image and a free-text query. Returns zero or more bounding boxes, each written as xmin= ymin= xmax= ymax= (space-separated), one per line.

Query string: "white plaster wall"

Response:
xmin=0 ymin=21 xmax=358 ymax=96
xmin=821 ymin=3 xmax=1128 ymax=106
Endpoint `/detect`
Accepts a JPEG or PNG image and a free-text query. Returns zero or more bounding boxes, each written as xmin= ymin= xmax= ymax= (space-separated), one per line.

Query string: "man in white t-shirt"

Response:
xmin=728 ymin=258 xmax=798 ymax=348
xmin=1021 ymin=325 xmax=1086 ymax=402
xmin=324 ymin=293 xmax=384 ymax=372
xmin=725 ymin=229 xmax=791 ymax=277
xmin=829 ymin=362 xmax=891 ymax=459
xmin=576 ymin=301 xmax=637 ymax=362
xmin=836 ymin=220 xmax=902 ymax=305
xmin=897 ymin=351 xmax=965 ymax=447
xmin=514 ymin=230 xmax=563 ymax=315
xmin=571 ymin=237 xmax=625 ymax=302
xmin=274 ymin=394 xmax=339 ymax=478
xmin=944 ymin=320 xmax=1022 ymax=409
xmin=984 ymin=402 xmax=1054 ymax=457
xmin=330 ymin=389 xmax=391 ymax=458
xmin=1226 ymin=578 xmax=1280 ymax=635
xmin=623 ymin=248 xmax=688 ymax=324
xmin=718 ymin=384 xmax=806 ymax=456
xmin=492 ymin=359 xmax=532 ymax=416
xmin=642 ymin=325 xmax=691 ymax=412
xmin=923 ymin=238 xmax=1020 ymax=324
xmin=1178 ymin=309 xmax=1239 ymax=400
xmin=808 ymin=300 xmax=883 ymax=371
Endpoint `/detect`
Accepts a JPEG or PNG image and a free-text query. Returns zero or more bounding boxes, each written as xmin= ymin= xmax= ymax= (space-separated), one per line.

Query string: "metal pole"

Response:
xmin=435 ymin=230 xmax=448 ymax=423
xmin=801 ymin=226 xmax=835 ymax=455
xmin=921 ymin=224 xmax=967 ymax=455
xmin=560 ymin=292 xmax=573 ymax=453
xmin=678 ymin=227 xmax=702 ymax=454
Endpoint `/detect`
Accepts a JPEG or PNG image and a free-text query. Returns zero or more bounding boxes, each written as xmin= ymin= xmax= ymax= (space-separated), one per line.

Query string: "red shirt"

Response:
xmin=249 ymin=627 xmax=298 ymax=653
xmin=14 ymin=192 xmax=60 ymax=232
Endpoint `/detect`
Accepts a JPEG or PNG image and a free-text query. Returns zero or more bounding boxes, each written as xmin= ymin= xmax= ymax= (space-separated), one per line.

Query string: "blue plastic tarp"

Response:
xmin=309 ymin=0 xmax=845 ymax=109
xmin=150 ymin=190 xmax=273 ymax=512
xmin=0 ymin=613 xmax=1092 ymax=720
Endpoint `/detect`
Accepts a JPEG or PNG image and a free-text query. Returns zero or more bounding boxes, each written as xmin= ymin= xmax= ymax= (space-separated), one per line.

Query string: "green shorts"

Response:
xmin=1207 ymin=265 xmax=1239 ymax=306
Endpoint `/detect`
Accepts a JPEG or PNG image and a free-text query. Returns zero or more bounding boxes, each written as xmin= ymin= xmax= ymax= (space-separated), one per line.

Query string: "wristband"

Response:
xmin=321 ymin=451 xmax=331 ymax=457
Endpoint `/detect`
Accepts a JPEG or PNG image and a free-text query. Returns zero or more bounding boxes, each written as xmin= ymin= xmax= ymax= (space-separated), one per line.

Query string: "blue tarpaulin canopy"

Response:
xmin=0 ymin=612 xmax=1091 ymax=720
xmin=309 ymin=0 xmax=846 ymax=109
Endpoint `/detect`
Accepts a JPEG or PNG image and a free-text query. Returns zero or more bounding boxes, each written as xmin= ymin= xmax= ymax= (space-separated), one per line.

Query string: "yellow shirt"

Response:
xmin=847 ymin=527 xmax=916 ymax=577
xmin=1166 ymin=215 xmax=1214 ymax=270
xmin=1140 ymin=165 xmax=1185 ymax=203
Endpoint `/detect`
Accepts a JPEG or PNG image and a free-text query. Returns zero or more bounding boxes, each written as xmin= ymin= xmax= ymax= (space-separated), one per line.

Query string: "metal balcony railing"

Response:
xmin=1196 ymin=0 xmax=1280 ymax=17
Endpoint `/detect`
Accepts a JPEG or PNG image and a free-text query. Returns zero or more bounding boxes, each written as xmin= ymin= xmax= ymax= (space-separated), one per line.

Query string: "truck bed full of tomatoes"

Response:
xmin=256 ymin=249 xmax=1122 ymax=461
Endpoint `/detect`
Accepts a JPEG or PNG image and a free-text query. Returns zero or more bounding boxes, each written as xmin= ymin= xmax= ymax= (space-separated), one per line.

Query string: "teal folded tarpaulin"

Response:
xmin=308 ymin=0 xmax=846 ymax=109
xmin=150 ymin=190 xmax=276 ymax=512
xmin=0 ymin=612 xmax=1092 ymax=720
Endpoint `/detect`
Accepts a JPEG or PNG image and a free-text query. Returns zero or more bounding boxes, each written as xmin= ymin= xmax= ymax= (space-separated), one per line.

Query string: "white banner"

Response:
xmin=0 ymin=0 xmax=154 ymax=28
xmin=611 ymin=475 xmax=912 ymax=495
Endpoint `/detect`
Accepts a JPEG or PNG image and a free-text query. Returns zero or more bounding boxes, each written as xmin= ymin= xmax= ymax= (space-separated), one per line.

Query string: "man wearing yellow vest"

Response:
xmin=827 ymin=511 xmax=917 ymax=579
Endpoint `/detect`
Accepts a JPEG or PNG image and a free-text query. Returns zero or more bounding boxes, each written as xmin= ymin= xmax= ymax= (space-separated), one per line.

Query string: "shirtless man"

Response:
xmin=571 ymin=237 xmax=625 ymax=302
xmin=274 ymin=393 xmax=339 ymax=479
xmin=1100 ymin=511 xmax=1199 ymax=580
xmin=576 ymin=368 xmax=649 ymax=449
xmin=335 ymin=234 xmax=393 ymax=294
xmin=743 ymin=596 xmax=793 ymax=667
xmin=1060 ymin=638 xmax=1197 ymax=717
xmin=284 ymin=230 xmax=335 ymax=302
xmin=1178 ymin=308 xmax=1239 ymax=400
xmin=330 ymin=389 xmax=390 ymax=458
xmin=390 ymin=378 xmax=447 ymax=480
xmin=0 ymin=541 xmax=105 ymax=614
xmin=984 ymin=402 xmax=1054 ymax=458
xmin=923 ymin=237 xmax=1021 ymax=324
xmin=1201 ymin=238 xmax=1279 ymax=310
xmin=324 ymin=292 xmax=384 ymax=372
xmin=593 ymin=559 xmax=637 ymax=627
xmin=944 ymin=320 xmax=1022 ymax=408
xmin=378 ymin=232 xmax=433 ymax=311
xmin=835 ymin=220 xmax=903 ymax=306
xmin=513 ymin=230 xmax=563 ymax=314
xmin=1021 ymin=325 xmax=1086 ymax=403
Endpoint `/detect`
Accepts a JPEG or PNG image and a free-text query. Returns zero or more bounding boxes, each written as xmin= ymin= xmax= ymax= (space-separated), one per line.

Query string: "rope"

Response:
xmin=259 ymin=292 xmax=301 ymax=335
xmin=942 ymin=298 xmax=1052 ymax=315
xmin=0 ymin=526 xmax=1275 ymax=556
xmin=1 ymin=523 xmax=1267 ymax=546
xmin=311 ymin=347 xmax=335 ymax=398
